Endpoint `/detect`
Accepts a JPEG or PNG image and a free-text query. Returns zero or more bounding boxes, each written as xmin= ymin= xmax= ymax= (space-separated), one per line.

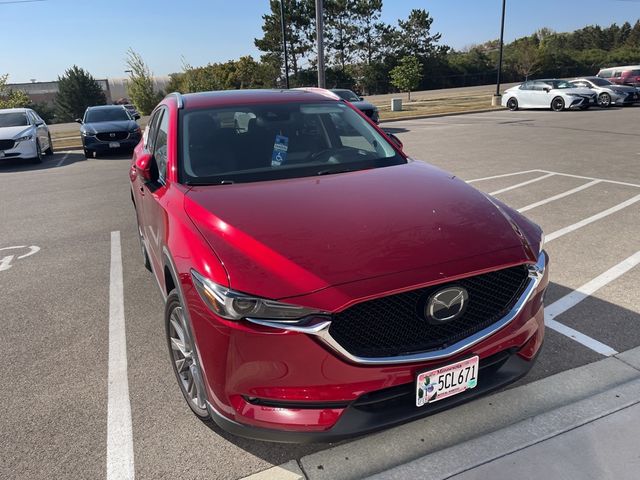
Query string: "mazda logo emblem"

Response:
xmin=109 ymin=133 xmax=116 ymax=138
xmin=425 ymin=286 xmax=468 ymax=323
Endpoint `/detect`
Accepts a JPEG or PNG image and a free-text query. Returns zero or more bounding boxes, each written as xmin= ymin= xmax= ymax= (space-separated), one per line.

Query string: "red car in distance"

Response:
xmin=129 ymin=89 xmax=548 ymax=442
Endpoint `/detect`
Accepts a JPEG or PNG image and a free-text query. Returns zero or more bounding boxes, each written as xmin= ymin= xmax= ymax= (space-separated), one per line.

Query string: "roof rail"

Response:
xmin=166 ymin=91 xmax=184 ymax=109
xmin=292 ymin=87 xmax=340 ymax=100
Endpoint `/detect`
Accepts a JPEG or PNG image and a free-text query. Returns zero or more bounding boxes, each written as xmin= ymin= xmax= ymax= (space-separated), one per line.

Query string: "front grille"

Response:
xmin=329 ymin=265 xmax=530 ymax=358
xmin=0 ymin=139 xmax=15 ymax=150
xmin=96 ymin=131 xmax=128 ymax=142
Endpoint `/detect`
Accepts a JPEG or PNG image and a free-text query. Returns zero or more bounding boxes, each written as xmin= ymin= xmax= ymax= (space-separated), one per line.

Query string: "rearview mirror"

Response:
xmin=133 ymin=152 xmax=153 ymax=182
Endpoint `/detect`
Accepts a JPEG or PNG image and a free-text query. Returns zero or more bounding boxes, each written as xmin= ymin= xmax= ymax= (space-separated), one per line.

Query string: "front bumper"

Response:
xmin=184 ymin=250 xmax=549 ymax=442
xmin=0 ymin=138 xmax=37 ymax=160
xmin=82 ymin=133 xmax=141 ymax=151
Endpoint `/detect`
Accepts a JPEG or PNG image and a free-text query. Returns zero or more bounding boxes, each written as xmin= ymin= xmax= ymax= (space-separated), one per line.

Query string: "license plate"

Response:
xmin=416 ymin=356 xmax=479 ymax=406
xmin=109 ymin=142 xmax=120 ymax=148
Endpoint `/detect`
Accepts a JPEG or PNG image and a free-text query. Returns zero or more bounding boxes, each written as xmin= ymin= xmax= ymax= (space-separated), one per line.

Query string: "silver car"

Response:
xmin=0 ymin=108 xmax=53 ymax=163
xmin=569 ymin=77 xmax=639 ymax=108
xmin=502 ymin=79 xmax=597 ymax=112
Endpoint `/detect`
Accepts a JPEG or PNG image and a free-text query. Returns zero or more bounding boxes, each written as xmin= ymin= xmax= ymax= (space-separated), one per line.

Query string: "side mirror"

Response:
xmin=358 ymin=96 xmax=364 ymax=101
xmin=543 ymin=88 xmax=551 ymax=93
xmin=133 ymin=152 xmax=153 ymax=182
xmin=75 ymin=118 xmax=83 ymax=124
xmin=386 ymin=132 xmax=403 ymax=150
xmin=35 ymin=121 xmax=44 ymax=126
xmin=134 ymin=113 xmax=141 ymax=120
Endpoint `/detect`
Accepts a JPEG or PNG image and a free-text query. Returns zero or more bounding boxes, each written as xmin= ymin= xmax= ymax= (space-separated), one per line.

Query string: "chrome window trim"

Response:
xmin=247 ymin=251 xmax=547 ymax=365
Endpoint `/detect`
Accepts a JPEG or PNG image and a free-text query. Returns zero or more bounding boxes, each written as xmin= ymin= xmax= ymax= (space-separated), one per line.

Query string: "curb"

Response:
xmin=379 ymin=107 xmax=505 ymax=124
xmin=241 ymin=346 xmax=640 ymax=480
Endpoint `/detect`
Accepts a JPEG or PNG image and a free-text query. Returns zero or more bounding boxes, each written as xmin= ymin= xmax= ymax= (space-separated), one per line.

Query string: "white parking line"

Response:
xmin=536 ymin=170 xmax=640 ymax=189
xmin=56 ymin=152 xmax=70 ymax=167
xmin=518 ymin=180 xmax=602 ymax=213
xmin=489 ymin=173 xmax=555 ymax=195
xmin=546 ymin=194 xmax=640 ymax=242
xmin=107 ymin=231 xmax=135 ymax=480
xmin=466 ymin=170 xmax=540 ymax=183
xmin=545 ymin=251 xmax=640 ymax=356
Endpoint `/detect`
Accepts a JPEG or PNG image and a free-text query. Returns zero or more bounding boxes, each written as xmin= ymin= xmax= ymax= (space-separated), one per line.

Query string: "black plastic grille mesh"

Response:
xmin=329 ymin=265 xmax=530 ymax=358
xmin=0 ymin=139 xmax=15 ymax=150
xmin=96 ymin=131 xmax=128 ymax=141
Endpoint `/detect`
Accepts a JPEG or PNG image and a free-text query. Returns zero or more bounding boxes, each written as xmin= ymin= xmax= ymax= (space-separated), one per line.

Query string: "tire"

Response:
xmin=44 ymin=134 xmax=54 ymax=155
xmin=165 ymin=290 xmax=211 ymax=419
xmin=32 ymin=140 xmax=43 ymax=163
xmin=506 ymin=97 xmax=519 ymax=111
xmin=551 ymin=96 xmax=565 ymax=112
xmin=598 ymin=92 xmax=612 ymax=108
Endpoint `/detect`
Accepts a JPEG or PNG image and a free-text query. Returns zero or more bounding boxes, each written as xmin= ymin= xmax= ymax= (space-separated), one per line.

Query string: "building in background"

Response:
xmin=6 ymin=79 xmax=112 ymax=106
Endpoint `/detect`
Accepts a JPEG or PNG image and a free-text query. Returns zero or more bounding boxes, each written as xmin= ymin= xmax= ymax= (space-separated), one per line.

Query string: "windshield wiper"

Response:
xmin=316 ymin=167 xmax=360 ymax=176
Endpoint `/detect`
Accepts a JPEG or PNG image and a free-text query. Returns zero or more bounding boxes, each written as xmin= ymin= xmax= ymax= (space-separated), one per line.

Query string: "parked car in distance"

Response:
xmin=130 ymin=89 xmax=548 ymax=442
xmin=0 ymin=108 xmax=53 ymax=163
xmin=331 ymin=89 xmax=380 ymax=123
xmin=502 ymin=79 xmax=596 ymax=111
xmin=77 ymin=105 xmax=142 ymax=158
xmin=597 ymin=65 xmax=640 ymax=87
xmin=569 ymin=77 xmax=639 ymax=107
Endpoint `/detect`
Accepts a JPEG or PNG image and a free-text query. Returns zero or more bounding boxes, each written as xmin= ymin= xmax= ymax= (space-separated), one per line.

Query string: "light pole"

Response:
xmin=279 ymin=0 xmax=290 ymax=89
xmin=492 ymin=0 xmax=507 ymax=106
xmin=316 ymin=0 xmax=325 ymax=88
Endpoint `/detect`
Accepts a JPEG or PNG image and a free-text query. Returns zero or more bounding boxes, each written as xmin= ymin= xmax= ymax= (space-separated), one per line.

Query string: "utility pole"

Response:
xmin=316 ymin=0 xmax=325 ymax=88
xmin=492 ymin=0 xmax=507 ymax=105
xmin=279 ymin=0 xmax=290 ymax=89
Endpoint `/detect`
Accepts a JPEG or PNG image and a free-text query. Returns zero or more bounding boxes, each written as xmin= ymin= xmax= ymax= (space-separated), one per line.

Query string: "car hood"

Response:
xmin=81 ymin=120 xmax=136 ymax=134
xmin=0 ymin=125 xmax=33 ymax=140
xmin=609 ymin=85 xmax=637 ymax=92
xmin=184 ymin=161 xmax=536 ymax=300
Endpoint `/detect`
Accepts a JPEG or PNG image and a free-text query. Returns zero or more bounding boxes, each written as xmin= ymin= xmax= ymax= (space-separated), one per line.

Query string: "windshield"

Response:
xmin=0 ymin=112 xmax=29 ymax=127
xmin=180 ymin=101 xmax=404 ymax=185
xmin=84 ymin=108 xmax=131 ymax=123
xmin=550 ymin=80 xmax=574 ymax=89
xmin=589 ymin=78 xmax=612 ymax=87
xmin=333 ymin=90 xmax=360 ymax=102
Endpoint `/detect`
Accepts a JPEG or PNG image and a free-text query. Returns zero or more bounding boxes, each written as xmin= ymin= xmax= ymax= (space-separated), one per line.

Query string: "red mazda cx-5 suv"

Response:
xmin=129 ymin=89 xmax=548 ymax=442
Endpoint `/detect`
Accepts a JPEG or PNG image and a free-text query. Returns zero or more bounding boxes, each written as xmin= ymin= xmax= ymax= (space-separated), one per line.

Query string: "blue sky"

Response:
xmin=1 ymin=0 xmax=638 ymax=83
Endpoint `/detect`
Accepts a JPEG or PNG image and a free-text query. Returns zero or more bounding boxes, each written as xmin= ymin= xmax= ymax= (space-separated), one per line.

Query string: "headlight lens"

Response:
xmin=191 ymin=270 xmax=327 ymax=321
xmin=14 ymin=134 xmax=33 ymax=142
xmin=82 ymin=131 xmax=96 ymax=137
xmin=539 ymin=232 xmax=546 ymax=255
xmin=130 ymin=127 xmax=141 ymax=135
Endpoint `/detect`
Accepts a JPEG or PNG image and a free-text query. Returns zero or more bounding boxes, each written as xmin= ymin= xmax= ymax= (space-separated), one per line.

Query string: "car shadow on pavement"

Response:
xmin=0 ymin=151 xmax=85 ymax=173
xmin=199 ymin=279 xmax=640 ymax=465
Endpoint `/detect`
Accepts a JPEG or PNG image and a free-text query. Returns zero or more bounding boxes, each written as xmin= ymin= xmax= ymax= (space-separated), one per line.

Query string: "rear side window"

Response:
xmin=613 ymin=71 xmax=622 ymax=78
xmin=628 ymin=70 xmax=640 ymax=76
xmin=599 ymin=70 xmax=612 ymax=78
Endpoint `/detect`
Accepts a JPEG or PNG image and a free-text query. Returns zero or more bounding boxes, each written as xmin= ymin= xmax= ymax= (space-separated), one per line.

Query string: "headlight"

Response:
xmin=14 ymin=134 xmax=33 ymax=142
xmin=539 ymin=232 xmax=546 ymax=255
xmin=130 ymin=127 xmax=141 ymax=135
xmin=191 ymin=270 xmax=327 ymax=321
xmin=82 ymin=131 xmax=96 ymax=137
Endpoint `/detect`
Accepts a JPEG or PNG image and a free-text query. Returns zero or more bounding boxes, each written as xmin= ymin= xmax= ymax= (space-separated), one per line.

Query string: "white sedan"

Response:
xmin=502 ymin=80 xmax=597 ymax=112
xmin=0 ymin=108 xmax=53 ymax=163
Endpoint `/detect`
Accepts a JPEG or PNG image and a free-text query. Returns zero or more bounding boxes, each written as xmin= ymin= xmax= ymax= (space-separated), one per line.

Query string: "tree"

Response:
xmin=394 ymin=9 xmax=444 ymax=59
xmin=55 ymin=66 xmax=106 ymax=121
xmin=325 ymin=0 xmax=359 ymax=70
xmin=390 ymin=56 xmax=422 ymax=101
xmin=507 ymin=37 xmax=541 ymax=80
xmin=0 ymin=74 xmax=30 ymax=109
xmin=126 ymin=49 xmax=163 ymax=115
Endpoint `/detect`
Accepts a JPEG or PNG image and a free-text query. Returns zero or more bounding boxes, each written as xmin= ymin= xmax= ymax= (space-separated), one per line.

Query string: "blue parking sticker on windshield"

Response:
xmin=271 ymin=135 xmax=289 ymax=166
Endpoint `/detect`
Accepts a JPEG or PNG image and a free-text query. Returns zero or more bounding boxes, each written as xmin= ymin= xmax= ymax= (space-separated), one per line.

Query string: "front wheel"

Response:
xmin=44 ymin=134 xmax=54 ymax=155
xmin=506 ymin=97 xmax=519 ymax=111
xmin=165 ymin=290 xmax=211 ymax=419
xmin=32 ymin=140 xmax=43 ymax=163
xmin=598 ymin=93 xmax=611 ymax=108
xmin=551 ymin=96 xmax=565 ymax=112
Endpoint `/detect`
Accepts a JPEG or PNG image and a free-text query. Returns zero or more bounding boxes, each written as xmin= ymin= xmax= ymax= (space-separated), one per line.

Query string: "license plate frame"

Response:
xmin=109 ymin=142 xmax=120 ymax=148
xmin=416 ymin=355 xmax=479 ymax=407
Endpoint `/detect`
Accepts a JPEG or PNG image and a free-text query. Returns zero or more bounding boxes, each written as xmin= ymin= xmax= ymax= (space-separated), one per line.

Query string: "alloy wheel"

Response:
xmin=598 ymin=93 xmax=611 ymax=108
xmin=168 ymin=305 xmax=209 ymax=416
xmin=551 ymin=97 xmax=565 ymax=112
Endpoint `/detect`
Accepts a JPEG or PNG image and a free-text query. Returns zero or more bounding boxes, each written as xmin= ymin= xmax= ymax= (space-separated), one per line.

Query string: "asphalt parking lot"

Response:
xmin=1 ymin=105 xmax=639 ymax=480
